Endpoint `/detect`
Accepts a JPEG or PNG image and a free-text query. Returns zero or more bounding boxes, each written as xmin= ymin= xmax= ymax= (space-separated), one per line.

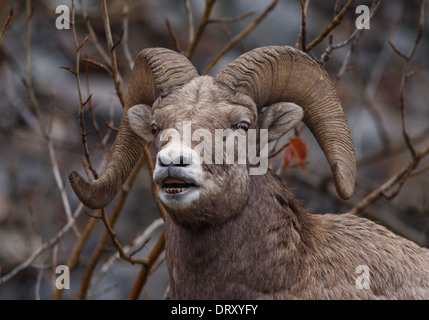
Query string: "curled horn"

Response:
xmin=215 ymin=46 xmax=356 ymax=199
xmin=69 ymin=48 xmax=199 ymax=209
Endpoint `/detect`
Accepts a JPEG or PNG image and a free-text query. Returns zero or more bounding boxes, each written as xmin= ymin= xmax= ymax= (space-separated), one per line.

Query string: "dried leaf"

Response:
xmin=283 ymin=136 xmax=308 ymax=170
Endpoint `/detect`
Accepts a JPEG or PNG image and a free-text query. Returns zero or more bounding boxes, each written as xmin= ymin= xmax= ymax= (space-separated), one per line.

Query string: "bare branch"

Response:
xmin=305 ymin=0 xmax=355 ymax=52
xmin=0 ymin=204 xmax=84 ymax=284
xmin=71 ymin=0 xmax=98 ymax=180
xmin=25 ymin=0 xmax=77 ymax=234
xmin=330 ymin=0 xmax=381 ymax=52
xmin=100 ymin=112 xmax=118 ymax=132
xmin=127 ymin=232 xmax=166 ymax=300
xmin=208 ymin=11 xmax=255 ymax=24
xmin=93 ymin=218 xmax=164 ymax=286
xmin=298 ymin=0 xmax=309 ymax=51
xmin=81 ymin=57 xmax=112 ymax=76
xmin=166 ymin=18 xmax=182 ymax=53
xmin=202 ymin=0 xmax=278 ymax=75
xmin=186 ymin=0 xmax=217 ymax=59
xmin=269 ymin=142 xmax=289 ymax=159
xmin=121 ymin=0 xmax=134 ymax=71
xmin=358 ymin=127 xmax=429 ymax=168
xmin=183 ymin=0 xmax=194 ymax=46
xmin=84 ymin=59 xmax=108 ymax=155
xmin=389 ymin=0 xmax=425 ymax=160
xmin=99 ymin=208 xmax=149 ymax=266
xmin=0 ymin=5 xmax=13 ymax=41
xmin=295 ymin=0 xmax=311 ymax=49
xmin=348 ymin=144 xmax=429 ymax=216
xmin=101 ymin=0 xmax=126 ymax=107
xmin=78 ymin=0 xmax=110 ymax=65
xmin=388 ymin=40 xmax=407 ymax=59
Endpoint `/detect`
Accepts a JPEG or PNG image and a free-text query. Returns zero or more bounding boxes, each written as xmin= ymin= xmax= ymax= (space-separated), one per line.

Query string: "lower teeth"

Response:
xmin=164 ymin=187 xmax=187 ymax=194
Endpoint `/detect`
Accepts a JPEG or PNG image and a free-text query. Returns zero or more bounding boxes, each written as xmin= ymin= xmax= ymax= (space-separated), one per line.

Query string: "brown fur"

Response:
xmin=165 ymin=171 xmax=429 ymax=299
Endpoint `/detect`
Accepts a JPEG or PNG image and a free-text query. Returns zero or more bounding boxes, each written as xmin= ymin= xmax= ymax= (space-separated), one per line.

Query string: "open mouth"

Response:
xmin=162 ymin=177 xmax=197 ymax=194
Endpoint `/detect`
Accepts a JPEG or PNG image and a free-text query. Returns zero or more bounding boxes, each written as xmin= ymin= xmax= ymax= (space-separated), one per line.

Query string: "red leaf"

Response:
xmin=283 ymin=136 xmax=308 ymax=170
xmin=283 ymin=145 xmax=292 ymax=169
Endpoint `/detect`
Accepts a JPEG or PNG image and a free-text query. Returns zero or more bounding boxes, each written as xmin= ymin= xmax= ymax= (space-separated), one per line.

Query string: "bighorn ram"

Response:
xmin=70 ymin=46 xmax=429 ymax=299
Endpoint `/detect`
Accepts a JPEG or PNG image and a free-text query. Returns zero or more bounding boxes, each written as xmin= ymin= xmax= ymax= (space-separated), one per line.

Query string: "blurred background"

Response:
xmin=0 ymin=0 xmax=428 ymax=299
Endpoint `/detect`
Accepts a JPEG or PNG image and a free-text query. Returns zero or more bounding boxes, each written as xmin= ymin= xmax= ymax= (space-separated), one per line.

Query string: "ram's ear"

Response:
xmin=258 ymin=102 xmax=303 ymax=142
xmin=128 ymin=104 xmax=153 ymax=141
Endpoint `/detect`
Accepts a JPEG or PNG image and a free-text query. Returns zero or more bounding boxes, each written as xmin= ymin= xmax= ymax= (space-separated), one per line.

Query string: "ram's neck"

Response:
xmin=164 ymin=170 xmax=311 ymax=299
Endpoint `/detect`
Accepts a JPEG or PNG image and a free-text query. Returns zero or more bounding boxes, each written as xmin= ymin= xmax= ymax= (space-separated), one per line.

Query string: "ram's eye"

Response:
xmin=150 ymin=124 xmax=160 ymax=137
xmin=234 ymin=121 xmax=249 ymax=134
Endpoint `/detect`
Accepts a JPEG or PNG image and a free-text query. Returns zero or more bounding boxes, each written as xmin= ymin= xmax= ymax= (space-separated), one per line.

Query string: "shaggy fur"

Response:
xmin=165 ymin=171 xmax=429 ymax=299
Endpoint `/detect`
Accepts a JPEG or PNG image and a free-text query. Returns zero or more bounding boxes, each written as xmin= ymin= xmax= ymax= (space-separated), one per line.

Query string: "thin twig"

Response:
xmin=34 ymin=264 xmax=44 ymax=300
xmin=87 ymin=284 xmax=120 ymax=300
xmin=84 ymin=58 xmax=107 ymax=155
xmin=122 ymin=0 xmax=134 ymax=71
xmin=24 ymin=0 xmax=77 ymax=235
xmin=268 ymin=142 xmax=289 ymax=159
xmin=183 ymin=0 xmax=194 ymax=47
xmin=388 ymin=40 xmax=407 ymax=59
xmin=0 ymin=203 xmax=84 ymax=284
xmin=389 ymin=0 xmax=425 ymax=160
xmin=295 ymin=0 xmax=310 ymax=49
xmin=0 ymin=5 xmax=13 ymax=41
xmin=127 ymin=232 xmax=166 ymax=300
xmin=99 ymin=208 xmax=148 ymax=266
xmin=208 ymin=11 xmax=255 ymax=24
xmin=71 ymin=0 xmax=98 ymax=180
xmin=331 ymin=0 xmax=381 ymax=51
xmin=299 ymin=0 xmax=308 ymax=51
xmin=399 ymin=68 xmax=417 ymax=160
xmin=100 ymin=0 xmax=126 ymax=107
xmin=100 ymin=112 xmax=118 ymax=132
xmin=360 ymin=40 xmax=392 ymax=149
xmin=348 ymin=143 xmax=429 ymax=216
xmin=334 ymin=41 xmax=353 ymax=82
xmin=166 ymin=18 xmax=182 ymax=53
xmin=111 ymin=29 xmax=124 ymax=52
xmin=358 ymin=127 xmax=429 ymax=168
xmin=92 ymin=218 xmax=164 ymax=286
xmin=186 ymin=0 xmax=217 ymax=59
xmin=81 ymin=57 xmax=112 ymax=76
xmin=202 ymin=0 xmax=278 ymax=75
xmin=78 ymin=0 xmax=110 ymax=65
xmin=321 ymin=0 xmax=380 ymax=67
xmin=305 ymin=0 xmax=355 ymax=52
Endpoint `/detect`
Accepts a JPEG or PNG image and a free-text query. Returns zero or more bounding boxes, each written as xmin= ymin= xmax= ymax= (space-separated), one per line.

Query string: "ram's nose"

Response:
xmin=158 ymin=153 xmax=192 ymax=168
xmin=153 ymin=143 xmax=204 ymax=188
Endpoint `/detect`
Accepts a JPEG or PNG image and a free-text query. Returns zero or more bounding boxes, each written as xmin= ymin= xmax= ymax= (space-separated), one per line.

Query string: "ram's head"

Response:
xmin=69 ymin=46 xmax=355 ymax=227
